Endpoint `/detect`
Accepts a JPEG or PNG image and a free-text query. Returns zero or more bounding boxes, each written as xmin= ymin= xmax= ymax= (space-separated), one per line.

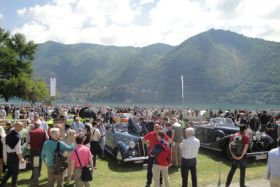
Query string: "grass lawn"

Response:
xmin=12 ymin=149 xmax=267 ymax=187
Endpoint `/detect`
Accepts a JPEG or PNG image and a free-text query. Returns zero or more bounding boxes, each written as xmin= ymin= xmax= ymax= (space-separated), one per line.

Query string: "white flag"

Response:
xmin=50 ymin=77 xmax=56 ymax=97
xmin=181 ymin=75 xmax=184 ymax=98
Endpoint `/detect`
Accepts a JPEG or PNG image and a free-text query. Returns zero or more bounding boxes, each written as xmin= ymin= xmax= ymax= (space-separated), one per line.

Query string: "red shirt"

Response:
xmin=29 ymin=127 xmax=47 ymax=151
xmin=71 ymin=144 xmax=92 ymax=168
xmin=143 ymin=131 xmax=170 ymax=155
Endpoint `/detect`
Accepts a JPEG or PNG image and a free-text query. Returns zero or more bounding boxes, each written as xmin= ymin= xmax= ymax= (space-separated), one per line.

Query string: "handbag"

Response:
xmin=74 ymin=149 xmax=93 ymax=182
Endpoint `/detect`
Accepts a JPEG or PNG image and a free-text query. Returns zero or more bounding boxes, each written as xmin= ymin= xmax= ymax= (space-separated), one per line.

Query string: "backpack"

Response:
xmin=155 ymin=144 xmax=172 ymax=166
xmin=53 ymin=141 xmax=68 ymax=174
xmin=229 ymin=133 xmax=244 ymax=156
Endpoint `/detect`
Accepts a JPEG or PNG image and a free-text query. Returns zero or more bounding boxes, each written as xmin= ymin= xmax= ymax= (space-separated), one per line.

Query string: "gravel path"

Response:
xmin=206 ymin=178 xmax=270 ymax=187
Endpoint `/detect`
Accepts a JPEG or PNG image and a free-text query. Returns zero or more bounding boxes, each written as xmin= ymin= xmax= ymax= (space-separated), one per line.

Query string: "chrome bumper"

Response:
xmin=123 ymin=156 xmax=149 ymax=162
xmin=247 ymin=151 xmax=269 ymax=160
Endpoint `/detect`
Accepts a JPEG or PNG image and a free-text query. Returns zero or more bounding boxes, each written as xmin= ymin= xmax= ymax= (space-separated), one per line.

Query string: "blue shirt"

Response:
xmin=41 ymin=139 xmax=75 ymax=167
xmin=40 ymin=121 xmax=49 ymax=132
xmin=71 ymin=121 xmax=84 ymax=133
xmin=267 ymin=147 xmax=280 ymax=177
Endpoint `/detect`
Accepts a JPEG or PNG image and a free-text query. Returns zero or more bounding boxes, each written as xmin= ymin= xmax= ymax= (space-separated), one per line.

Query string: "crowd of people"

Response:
xmin=0 ymin=104 xmax=279 ymax=187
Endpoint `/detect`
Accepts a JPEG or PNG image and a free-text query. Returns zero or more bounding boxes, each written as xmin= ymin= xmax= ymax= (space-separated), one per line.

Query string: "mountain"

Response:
xmin=33 ymin=29 xmax=280 ymax=104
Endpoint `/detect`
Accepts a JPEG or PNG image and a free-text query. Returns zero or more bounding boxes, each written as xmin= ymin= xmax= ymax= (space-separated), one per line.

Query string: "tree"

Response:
xmin=0 ymin=27 xmax=48 ymax=102
xmin=21 ymin=77 xmax=49 ymax=105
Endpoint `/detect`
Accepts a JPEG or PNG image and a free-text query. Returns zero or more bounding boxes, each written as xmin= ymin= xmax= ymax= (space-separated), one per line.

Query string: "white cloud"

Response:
xmin=13 ymin=0 xmax=280 ymax=46
xmin=0 ymin=13 xmax=3 ymax=19
xmin=17 ymin=8 xmax=27 ymax=16
xmin=139 ymin=0 xmax=157 ymax=6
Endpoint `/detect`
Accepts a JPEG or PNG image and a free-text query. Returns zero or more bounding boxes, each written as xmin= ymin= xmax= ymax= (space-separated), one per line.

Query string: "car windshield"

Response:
xmin=114 ymin=124 xmax=128 ymax=132
xmin=211 ymin=118 xmax=235 ymax=127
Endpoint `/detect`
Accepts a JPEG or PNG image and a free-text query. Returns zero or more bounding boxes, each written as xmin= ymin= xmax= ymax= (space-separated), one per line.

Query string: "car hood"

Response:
xmin=127 ymin=118 xmax=141 ymax=136
xmin=215 ymin=126 xmax=239 ymax=135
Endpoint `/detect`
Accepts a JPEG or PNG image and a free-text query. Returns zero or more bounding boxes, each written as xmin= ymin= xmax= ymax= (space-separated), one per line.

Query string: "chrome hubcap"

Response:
xmin=116 ymin=151 xmax=122 ymax=161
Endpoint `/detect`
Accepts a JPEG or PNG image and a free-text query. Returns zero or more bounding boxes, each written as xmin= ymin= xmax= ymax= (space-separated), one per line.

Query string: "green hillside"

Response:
xmin=33 ymin=29 xmax=280 ymax=104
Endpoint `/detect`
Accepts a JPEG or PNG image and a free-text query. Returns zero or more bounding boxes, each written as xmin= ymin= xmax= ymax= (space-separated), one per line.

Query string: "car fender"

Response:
xmin=218 ymin=135 xmax=231 ymax=151
xmin=215 ymin=130 xmax=225 ymax=141
xmin=261 ymin=134 xmax=275 ymax=149
xmin=115 ymin=141 xmax=128 ymax=157
xmin=219 ymin=135 xmax=232 ymax=159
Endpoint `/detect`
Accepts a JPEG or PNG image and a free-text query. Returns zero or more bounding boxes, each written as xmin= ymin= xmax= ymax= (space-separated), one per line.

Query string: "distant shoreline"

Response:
xmin=1 ymin=99 xmax=280 ymax=110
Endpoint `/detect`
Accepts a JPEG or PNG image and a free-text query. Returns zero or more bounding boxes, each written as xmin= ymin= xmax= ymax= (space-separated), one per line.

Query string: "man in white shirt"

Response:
xmin=266 ymin=138 xmax=280 ymax=187
xmin=180 ymin=127 xmax=200 ymax=187
xmin=0 ymin=122 xmax=25 ymax=187
xmin=14 ymin=108 xmax=21 ymax=119
xmin=0 ymin=106 xmax=6 ymax=119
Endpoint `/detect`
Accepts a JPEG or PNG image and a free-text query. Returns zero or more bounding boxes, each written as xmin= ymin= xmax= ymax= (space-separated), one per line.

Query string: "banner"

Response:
xmin=50 ymin=77 xmax=56 ymax=97
xmin=181 ymin=75 xmax=184 ymax=99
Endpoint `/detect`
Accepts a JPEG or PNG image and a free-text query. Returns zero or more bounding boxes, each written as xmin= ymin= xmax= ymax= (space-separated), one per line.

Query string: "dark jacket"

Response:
xmin=150 ymin=140 xmax=171 ymax=166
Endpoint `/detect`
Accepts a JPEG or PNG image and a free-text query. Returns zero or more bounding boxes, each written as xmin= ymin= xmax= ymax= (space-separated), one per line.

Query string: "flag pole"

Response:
xmin=181 ymin=75 xmax=184 ymax=106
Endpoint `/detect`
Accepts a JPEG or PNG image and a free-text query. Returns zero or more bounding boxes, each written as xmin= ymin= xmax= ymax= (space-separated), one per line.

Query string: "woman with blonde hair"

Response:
xmin=0 ymin=126 xmax=6 ymax=176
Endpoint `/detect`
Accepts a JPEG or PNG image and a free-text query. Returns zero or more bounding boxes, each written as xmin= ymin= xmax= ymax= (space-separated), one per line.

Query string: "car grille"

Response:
xmin=134 ymin=139 xmax=148 ymax=157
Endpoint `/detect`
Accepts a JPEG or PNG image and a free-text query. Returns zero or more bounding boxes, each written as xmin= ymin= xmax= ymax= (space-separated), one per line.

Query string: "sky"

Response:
xmin=1 ymin=0 xmax=280 ymax=47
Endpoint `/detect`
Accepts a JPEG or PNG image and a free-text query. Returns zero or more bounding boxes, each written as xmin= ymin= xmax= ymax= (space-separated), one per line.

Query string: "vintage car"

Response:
xmin=47 ymin=114 xmax=86 ymax=127
xmin=105 ymin=118 xmax=148 ymax=163
xmin=194 ymin=117 xmax=275 ymax=160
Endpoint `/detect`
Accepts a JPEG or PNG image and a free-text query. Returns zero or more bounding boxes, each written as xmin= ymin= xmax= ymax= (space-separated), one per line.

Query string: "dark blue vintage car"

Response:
xmin=105 ymin=118 xmax=148 ymax=163
xmin=194 ymin=118 xmax=275 ymax=160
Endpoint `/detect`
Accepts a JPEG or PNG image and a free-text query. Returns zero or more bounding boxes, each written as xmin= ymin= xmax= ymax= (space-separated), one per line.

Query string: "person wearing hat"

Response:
xmin=0 ymin=122 xmax=25 ymax=187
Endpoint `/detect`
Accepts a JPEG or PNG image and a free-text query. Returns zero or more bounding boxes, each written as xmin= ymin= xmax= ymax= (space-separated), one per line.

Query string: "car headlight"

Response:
xmin=128 ymin=141 xmax=136 ymax=149
xmin=255 ymin=131 xmax=262 ymax=140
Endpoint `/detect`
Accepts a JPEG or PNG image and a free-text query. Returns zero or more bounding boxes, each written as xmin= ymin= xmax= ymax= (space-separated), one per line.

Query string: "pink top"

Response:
xmin=71 ymin=144 xmax=92 ymax=168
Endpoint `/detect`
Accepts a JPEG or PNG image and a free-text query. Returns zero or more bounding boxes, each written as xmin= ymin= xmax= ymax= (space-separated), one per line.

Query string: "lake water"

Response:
xmin=1 ymin=99 xmax=280 ymax=110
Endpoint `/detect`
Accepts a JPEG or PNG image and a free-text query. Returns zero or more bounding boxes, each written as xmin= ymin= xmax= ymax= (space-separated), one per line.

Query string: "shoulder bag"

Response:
xmin=74 ymin=149 xmax=93 ymax=181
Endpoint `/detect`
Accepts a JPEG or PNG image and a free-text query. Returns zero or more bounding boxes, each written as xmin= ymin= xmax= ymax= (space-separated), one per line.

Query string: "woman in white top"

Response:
xmin=82 ymin=124 xmax=92 ymax=148
xmin=90 ymin=121 xmax=101 ymax=169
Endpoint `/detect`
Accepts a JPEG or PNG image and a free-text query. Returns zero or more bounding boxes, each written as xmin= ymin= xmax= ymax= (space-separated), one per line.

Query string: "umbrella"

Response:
xmin=79 ymin=107 xmax=97 ymax=120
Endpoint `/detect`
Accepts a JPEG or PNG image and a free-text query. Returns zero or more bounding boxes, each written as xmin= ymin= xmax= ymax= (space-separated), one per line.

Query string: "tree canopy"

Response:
xmin=0 ymin=27 xmax=49 ymax=103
